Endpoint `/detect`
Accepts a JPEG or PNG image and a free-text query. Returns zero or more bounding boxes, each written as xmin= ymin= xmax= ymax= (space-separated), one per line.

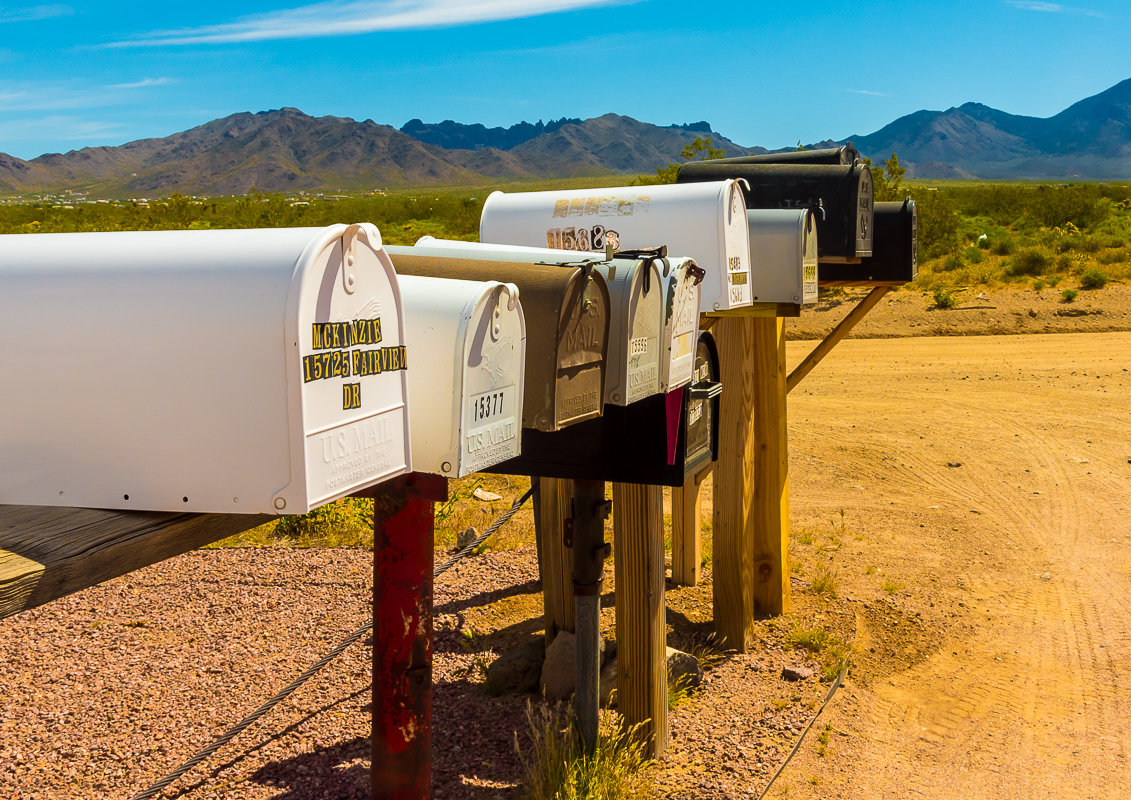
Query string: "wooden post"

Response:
xmin=570 ymin=479 xmax=609 ymax=753
xmin=0 ymin=506 xmax=271 ymax=621
xmin=536 ymin=476 xmax=574 ymax=642
xmin=369 ymin=473 xmax=447 ymax=800
xmin=751 ymin=318 xmax=790 ymax=617
xmin=711 ymin=317 xmax=757 ymax=650
xmin=670 ymin=467 xmax=709 ymax=587
xmin=612 ymin=482 xmax=668 ymax=757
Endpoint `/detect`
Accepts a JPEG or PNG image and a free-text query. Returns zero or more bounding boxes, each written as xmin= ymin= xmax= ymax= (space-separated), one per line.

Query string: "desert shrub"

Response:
xmin=1097 ymin=248 xmax=1128 ymax=265
xmin=1007 ymin=248 xmax=1051 ymax=277
xmin=1061 ymin=288 xmax=1079 ymax=303
xmin=1055 ymin=253 xmax=1075 ymax=272
xmin=942 ymin=253 xmax=964 ymax=271
xmin=932 ymin=287 xmax=958 ymax=309
xmin=991 ymin=237 xmax=1014 ymax=256
xmin=1079 ymin=268 xmax=1109 ymax=289
xmin=964 ymin=246 xmax=984 ymax=263
xmin=1033 ymin=279 xmax=1047 ymax=291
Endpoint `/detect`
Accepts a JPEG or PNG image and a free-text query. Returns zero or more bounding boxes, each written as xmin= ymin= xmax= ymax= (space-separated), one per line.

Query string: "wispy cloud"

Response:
xmin=1004 ymin=1 xmax=1107 ymax=18
xmin=108 ymin=77 xmax=175 ymax=90
xmin=0 ymin=5 xmax=72 ymax=23
xmin=0 ymin=115 xmax=123 ymax=147
xmin=841 ymin=88 xmax=890 ymax=97
xmin=111 ymin=0 xmax=633 ymax=47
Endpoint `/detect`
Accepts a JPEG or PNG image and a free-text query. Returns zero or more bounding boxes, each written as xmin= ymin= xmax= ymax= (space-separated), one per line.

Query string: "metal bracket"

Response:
xmin=564 ymin=515 xmax=574 ymax=549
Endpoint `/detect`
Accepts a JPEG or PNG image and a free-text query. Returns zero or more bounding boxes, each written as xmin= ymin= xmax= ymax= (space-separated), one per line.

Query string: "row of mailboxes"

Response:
xmin=480 ymin=181 xmax=752 ymax=315
xmin=0 ymin=224 xmax=413 ymax=515
xmin=676 ymin=161 xmax=874 ymax=263
xmin=412 ymin=237 xmax=703 ymax=400
xmin=486 ymin=331 xmax=721 ymax=486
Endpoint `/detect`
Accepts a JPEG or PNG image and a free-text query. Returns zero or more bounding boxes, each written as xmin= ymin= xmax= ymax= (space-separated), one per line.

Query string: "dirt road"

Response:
xmin=778 ymin=331 xmax=1131 ymax=799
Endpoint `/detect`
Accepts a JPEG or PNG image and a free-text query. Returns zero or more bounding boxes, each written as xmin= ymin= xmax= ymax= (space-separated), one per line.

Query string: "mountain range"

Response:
xmin=1 ymin=79 xmax=1128 ymax=197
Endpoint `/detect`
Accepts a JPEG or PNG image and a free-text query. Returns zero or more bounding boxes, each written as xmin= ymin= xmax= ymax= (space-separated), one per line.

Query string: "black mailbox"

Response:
xmin=487 ymin=332 xmax=721 ymax=486
xmin=676 ymin=162 xmax=873 ymax=262
xmin=715 ymin=143 xmax=860 ymax=166
xmin=819 ymin=198 xmax=918 ymax=285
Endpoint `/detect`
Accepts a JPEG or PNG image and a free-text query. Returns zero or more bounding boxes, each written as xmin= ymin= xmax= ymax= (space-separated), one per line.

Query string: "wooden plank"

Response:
xmin=711 ymin=317 xmax=757 ymax=651
xmin=536 ymin=477 xmax=574 ymax=642
xmin=0 ymin=505 xmax=271 ymax=621
xmin=751 ymin=318 xmax=791 ymax=617
xmin=612 ymin=482 xmax=668 ymax=757
xmin=670 ymin=467 xmax=709 ymax=587
xmin=787 ymin=286 xmax=891 ymax=393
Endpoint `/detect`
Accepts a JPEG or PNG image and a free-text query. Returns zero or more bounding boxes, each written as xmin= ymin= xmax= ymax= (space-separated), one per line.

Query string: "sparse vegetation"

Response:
xmin=932 ymin=287 xmax=958 ymax=309
xmin=517 ymin=702 xmax=654 ymax=800
xmin=1061 ymin=288 xmax=1079 ymax=303
xmin=809 ymin=564 xmax=839 ymax=598
xmin=786 ymin=626 xmax=850 ymax=681
xmin=1080 ymin=268 xmax=1109 ymax=289
xmin=881 ymin=578 xmax=905 ymax=595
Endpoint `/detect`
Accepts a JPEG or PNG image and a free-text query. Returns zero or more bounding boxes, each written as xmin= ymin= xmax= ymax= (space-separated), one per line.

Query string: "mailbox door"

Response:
xmin=396 ymin=275 xmax=525 ymax=477
xmin=596 ymin=260 xmax=662 ymax=406
xmin=479 ymin=181 xmax=752 ymax=314
xmin=385 ymin=247 xmax=610 ymax=432
xmin=683 ymin=332 xmax=721 ymax=475
xmin=285 ymin=223 xmax=411 ymax=513
xmin=660 ymin=259 xmax=702 ymax=392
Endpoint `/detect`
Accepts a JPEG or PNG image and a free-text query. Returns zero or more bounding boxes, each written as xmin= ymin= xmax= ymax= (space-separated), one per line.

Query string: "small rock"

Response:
xmin=667 ymin=646 xmax=703 ymax=688
xmin=1038 ymin=572 xmax=1053 ymax=581
xmin=781 ymin=665 xmax=814 ymax=682
xmin=486 ymin=637 xmax=545 ymax=695
xmin=540 ymin=630 xmax=577 ymax=700
xmin=1028 ymin=308 xmax=1038 ymax=318
xmin=473 ymin=487 xmax=503 ymax=502
xmin=947 ymin=462 xmax=963 ymax=468
xmin=455 ymin=526 xmax=478 ymax=549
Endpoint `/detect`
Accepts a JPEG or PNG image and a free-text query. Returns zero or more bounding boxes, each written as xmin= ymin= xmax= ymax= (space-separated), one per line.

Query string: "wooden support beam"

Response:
xmin=751 ymin=318 xmax=790 ymax=618
xmin=670 ymin=467 xmax=710 ymax=587
xmin=612 ymin=482 xmax=668 ymax=757
xmin=536 ymin=477 xmax=574 ymax=642
xmin=711 ymin=317 xmax=758 ymax=650
xmin=0 ymin=505 xmax=271 ymax=621
xmin=787 ymin=286 xmax=891 ymax=393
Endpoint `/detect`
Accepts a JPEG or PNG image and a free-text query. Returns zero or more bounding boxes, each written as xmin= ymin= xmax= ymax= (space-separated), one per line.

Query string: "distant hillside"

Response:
xmin=0 ymin=111 xmax=753 ymax=197
xmin=847 ymin=78 xmax=1131 ymax=179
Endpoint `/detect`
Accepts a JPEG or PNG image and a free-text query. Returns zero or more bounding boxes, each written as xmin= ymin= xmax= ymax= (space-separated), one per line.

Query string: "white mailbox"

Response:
xmin=656 ymin=258 xmax=704 ymax=392
xmin=412 ymin=238 xmax=667 ymax=406
xmin=397 ymin=275 xmax=525 ymax=476
xmin=0 ymin=224 xmax=411 ymax=514
xmin=746 ymin=209 xmax=819 ymax=307
xmin=479 ymin=181 xmax=752 ymax=314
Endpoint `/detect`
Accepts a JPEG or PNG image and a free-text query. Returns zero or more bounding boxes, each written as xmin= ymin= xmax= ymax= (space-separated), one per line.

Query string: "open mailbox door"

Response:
xmin=479 ymin=181 xmax=751 ymax=315
xmin=0 ymin=224 xmax=411 ymax=514
xmin=397 ymin=276 xmax=525 ymax=477
xmin=385 ymin=245 xmax=610 ymax=432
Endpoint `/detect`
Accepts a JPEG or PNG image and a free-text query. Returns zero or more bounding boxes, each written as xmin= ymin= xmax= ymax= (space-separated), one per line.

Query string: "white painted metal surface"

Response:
xmin=479 ymin=181 xmax=752 ymax=314
xmin=747 ymin=209 xmax=819 ymax=305
xmin=411 ymin=238 xmax=666 ymax=405
xmin=397 ymin=275 xmax=525 ymax=476
xmin=0 ymin=224 xmax=410 ymax=514
xmin=656 ymin=258 xmax=703 ymax=392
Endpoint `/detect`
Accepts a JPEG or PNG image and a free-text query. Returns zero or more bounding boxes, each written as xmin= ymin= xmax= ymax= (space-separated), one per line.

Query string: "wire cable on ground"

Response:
xmin=755 ymin=620 xmax=859 ymax=800
xmin=130 ymin=487 xmax=532 ymax=800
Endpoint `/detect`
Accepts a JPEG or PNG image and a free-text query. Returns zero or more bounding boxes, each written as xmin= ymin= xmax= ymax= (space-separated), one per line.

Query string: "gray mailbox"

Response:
xmin=745 ymin=208 xmax=819 ymax=307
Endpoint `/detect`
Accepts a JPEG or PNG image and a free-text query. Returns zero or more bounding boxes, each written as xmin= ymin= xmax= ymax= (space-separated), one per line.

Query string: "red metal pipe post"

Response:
xmin=365 ymin=472 xmax=448 ymax=800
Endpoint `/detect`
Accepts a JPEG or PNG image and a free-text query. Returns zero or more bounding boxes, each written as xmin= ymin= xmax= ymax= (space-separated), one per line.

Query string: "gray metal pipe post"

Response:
xmin=570 ymin=478 xmax=610 ymax=752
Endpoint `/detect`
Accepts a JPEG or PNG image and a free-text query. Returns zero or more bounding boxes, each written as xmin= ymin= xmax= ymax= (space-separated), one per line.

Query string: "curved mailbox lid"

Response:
xmin=396 ymin=275 xmax=526 ymax=477
xmin=385 ymin=245 xmax=610 ymax=432
xmin=676 ymin=162 xmax=873 ymax=262
xmin=479 ymin=181 xmax=751 ymax=315
xmin=744 ymin=209 xmax=819 ymax=305
xmin=413 ymin=238 xmax=660 ymax=406
xmin=0 ymin=223 xmax=410 ymax=514
xmin=716 ymin=143 xmax=860 ymax=166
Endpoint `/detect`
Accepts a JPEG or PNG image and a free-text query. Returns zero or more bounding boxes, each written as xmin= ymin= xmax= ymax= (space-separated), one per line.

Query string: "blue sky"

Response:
xmin=0 ymin=0 xmax=1127 ymax=160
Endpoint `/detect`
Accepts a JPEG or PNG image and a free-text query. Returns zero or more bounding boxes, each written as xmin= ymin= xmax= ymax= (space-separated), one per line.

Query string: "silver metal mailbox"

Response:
xmin=412 ymin=237 xmax=663 ymax=406
xmin=479 ymin=181 xmax=752 ymax=314
xmin=397 ymin=275 xmax=525 ymax=477
xmin=656 ymin=257 xmax=704 ymax=392
xmin=0 ymin=224 xmax=411 ymax=514
xmin=745 ymin=209 xmax=819 ymax=307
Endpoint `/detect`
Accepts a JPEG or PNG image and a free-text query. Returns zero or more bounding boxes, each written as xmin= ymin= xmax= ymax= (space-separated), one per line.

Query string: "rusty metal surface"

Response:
xmin=371 ymin=472 xmax=447 ymax=800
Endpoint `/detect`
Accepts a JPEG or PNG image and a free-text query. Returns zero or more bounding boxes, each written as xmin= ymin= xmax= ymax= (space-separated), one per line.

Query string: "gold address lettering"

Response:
xmin=312 ymin=318 xmax=382 ymax=350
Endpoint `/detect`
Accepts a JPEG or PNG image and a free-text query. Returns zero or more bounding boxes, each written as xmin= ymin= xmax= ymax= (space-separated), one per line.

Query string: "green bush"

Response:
xmin=991 ymin=237 xmax=1014 ymax=256
xmin=932 ymin=287 xmax=958 ymax=309
xmin=1007 ymin=248 xmax=1051 ymax=277
xmin=942 ymin=253 xmax=964 ymax=271
xmin=1061 ymin=288 xmax=1079 ymax=303
xmin=964 ymin=246 xmax=984 ymax=264
xmin=1079 ymin=268 xmax=1109 ymax=289
xmin=1097 ymin=248 xmax=1128 ymax=265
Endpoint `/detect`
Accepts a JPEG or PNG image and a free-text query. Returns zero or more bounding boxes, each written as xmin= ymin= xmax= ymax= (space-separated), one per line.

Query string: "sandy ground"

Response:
xmin=775 ymin=331 xmax=1131 ymax=799
xmin=1 ymin=290 xmax=1129 ymax=799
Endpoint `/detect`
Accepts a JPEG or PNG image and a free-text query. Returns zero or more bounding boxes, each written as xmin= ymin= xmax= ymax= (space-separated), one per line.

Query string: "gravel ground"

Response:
xmin=0 ymin=539 xmax=850 ymax=800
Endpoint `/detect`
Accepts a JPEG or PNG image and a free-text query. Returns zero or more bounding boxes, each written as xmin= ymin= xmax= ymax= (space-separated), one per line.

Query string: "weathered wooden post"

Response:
xmin=570 ymin=478 xmax=610 ymax=751
xmin=369 ymin=473 xmax=448 ymax=800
